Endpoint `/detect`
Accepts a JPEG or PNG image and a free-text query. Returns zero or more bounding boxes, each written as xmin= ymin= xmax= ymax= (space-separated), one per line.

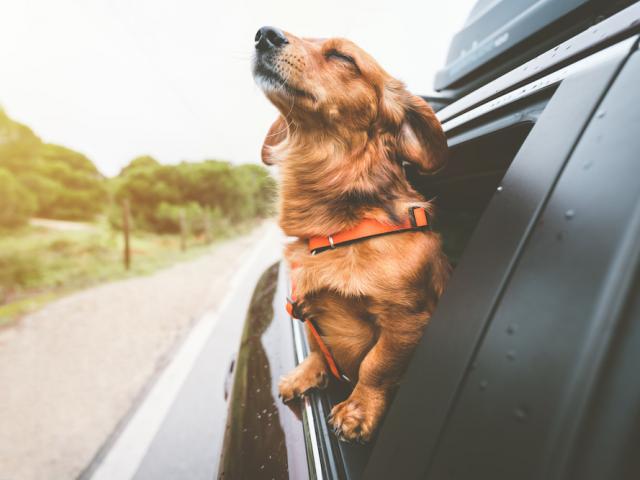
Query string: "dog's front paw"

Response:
xmin=328 ymin=394 xmax=383 ymax=443
xmin=278 ymin=355 xmax=328 ymax=403
xmin=291 ymin=298 xmax=313 ymax=321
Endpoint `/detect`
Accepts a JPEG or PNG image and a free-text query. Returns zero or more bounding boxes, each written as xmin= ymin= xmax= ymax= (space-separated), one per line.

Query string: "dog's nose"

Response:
xmin=255 ymin=26 xmax=288 ymax=51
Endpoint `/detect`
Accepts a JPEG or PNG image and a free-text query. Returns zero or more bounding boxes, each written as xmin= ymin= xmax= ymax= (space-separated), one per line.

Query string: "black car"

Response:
xmin=219 ymin=1 xmax=640 ymax=478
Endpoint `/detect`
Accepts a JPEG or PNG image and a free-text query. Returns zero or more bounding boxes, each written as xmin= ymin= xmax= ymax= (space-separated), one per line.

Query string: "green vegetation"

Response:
xmin=111 ymin=157 xmax=275 ymax=233
xmin=0 ymin=108 xmax=276 ymax=324
xmin=0 ymin=109 xmax=106 ymax=222
xmin=0 ymin=168 xmax=37 ymax=226
xmin=0 ymin=221 xmax=258 ymax=326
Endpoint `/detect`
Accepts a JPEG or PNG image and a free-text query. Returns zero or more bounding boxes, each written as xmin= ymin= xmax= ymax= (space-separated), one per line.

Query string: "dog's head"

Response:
xmin=252 ymin=27 xmax=447 ymax=174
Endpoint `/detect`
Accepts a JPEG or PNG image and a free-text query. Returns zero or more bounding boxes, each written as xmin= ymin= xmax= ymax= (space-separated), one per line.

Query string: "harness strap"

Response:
xmin=285 ymin=207 xmax=431 ymax=383
xmin=286 ymin=269 xmax=348 ymax=382
xmin=308 ymin=206 xmax=429 ymax=253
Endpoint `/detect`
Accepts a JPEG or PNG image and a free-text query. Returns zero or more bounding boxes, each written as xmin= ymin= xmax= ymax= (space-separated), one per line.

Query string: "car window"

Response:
xmin=408 ymin=99 xmax=547 ymax=267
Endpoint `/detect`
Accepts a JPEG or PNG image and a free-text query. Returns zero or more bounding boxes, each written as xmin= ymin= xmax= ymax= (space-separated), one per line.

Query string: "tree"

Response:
xmin=0 ymin=168 xmax=37 ymax=227
xmin=113 ymin=158 xmax=275 ymax=233
xmin=0 ymin=109 xmax=106 ymax=221
xmin=118 ymin=155 xmax=160 ymax=176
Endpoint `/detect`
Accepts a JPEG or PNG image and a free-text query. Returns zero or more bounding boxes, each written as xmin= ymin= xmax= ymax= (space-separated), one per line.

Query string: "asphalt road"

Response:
xmin=86 ymin=222 xmax=284 ymax=480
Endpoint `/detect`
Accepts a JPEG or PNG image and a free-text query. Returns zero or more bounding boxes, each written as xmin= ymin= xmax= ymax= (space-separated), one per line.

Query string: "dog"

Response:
xmin=252 ymin=26 xmax=450 ymax=443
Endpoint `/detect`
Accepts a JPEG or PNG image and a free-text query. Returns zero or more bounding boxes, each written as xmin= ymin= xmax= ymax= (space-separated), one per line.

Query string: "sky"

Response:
xmin=0 ymin=0 xmax=476 ymax=177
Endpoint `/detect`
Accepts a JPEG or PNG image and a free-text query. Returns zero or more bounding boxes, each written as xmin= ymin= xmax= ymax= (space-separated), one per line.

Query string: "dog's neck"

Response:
xmin=277 ymin=131 xmax=423 ymax=238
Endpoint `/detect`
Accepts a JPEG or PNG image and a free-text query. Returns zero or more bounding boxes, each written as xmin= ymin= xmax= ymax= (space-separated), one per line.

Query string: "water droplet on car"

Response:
xmin=514 ymin=407 xmax=529 ymax=422
xmin=497 ymin=186 xmax=503 ymax=193
xmin=256 ymin=388 xmax=261 ymax=393
xmin=565 ymin=209 xmax=575 ymax=219
xmin=479 ymin=380 xmax=489 ymax=391
xmin=506 ymin=324 xmax=518 ymax=335
xmin=506 ymin=350 xmax=516 ymax=361
xmin=254 ymin=435 xmax=259 ymax=440
xmin=596 ymin=110 xmax=606 ymax=119
xmin=583 ymin=160 xmax=593 ymax=170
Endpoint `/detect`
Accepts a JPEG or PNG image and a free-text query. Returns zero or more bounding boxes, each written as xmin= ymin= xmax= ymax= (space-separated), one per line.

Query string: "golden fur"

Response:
xmin=253 ymin=29 xmax=450 ymax=442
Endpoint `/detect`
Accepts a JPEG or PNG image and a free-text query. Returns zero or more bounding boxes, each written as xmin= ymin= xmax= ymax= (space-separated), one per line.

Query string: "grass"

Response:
xmin=0 ymin=219 xmax=258 ymax=326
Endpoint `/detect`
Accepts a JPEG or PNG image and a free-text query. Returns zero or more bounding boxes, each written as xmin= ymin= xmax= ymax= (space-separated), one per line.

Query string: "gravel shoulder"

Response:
xmin=0 ymin=222 xmax=275 ymax=480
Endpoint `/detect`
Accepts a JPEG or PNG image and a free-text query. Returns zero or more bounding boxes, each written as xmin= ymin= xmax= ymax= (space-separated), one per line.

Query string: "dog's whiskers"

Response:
xmin=263 ymin=65 xmax=297 ymax=140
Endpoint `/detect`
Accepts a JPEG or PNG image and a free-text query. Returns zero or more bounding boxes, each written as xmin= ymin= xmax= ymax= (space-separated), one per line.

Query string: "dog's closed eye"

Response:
xmin=325 ymin=50 xmax=360 ymax=72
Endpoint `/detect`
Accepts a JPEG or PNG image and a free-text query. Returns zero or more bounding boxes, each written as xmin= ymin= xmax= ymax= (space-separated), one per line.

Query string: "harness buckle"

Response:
xmin=408 ymin=206 xmax=431 ymax=231
xmin=408 ymin=206 xmax=419 ymax=228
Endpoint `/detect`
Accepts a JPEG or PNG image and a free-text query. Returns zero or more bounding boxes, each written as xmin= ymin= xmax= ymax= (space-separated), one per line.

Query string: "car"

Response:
xmin=218 ymin=1 xmax=640 ymax=478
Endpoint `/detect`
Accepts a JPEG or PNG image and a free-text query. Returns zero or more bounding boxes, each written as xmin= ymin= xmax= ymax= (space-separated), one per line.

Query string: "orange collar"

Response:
xmin=308 ymin=206 xmax=430 ymax=254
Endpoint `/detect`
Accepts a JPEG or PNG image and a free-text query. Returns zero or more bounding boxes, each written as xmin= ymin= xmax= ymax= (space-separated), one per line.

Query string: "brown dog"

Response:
xmin=253 ymin=26 xmax=450 ymax=443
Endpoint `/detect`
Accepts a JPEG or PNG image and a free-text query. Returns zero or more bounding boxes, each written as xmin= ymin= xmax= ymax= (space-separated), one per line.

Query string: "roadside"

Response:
xmin=29 ymin=217 xmax=97 ymax=232
xmin=0 ymin=219 xmax=257 ymax=326
xmin=0 ymin=221 xmax=278 ymax=480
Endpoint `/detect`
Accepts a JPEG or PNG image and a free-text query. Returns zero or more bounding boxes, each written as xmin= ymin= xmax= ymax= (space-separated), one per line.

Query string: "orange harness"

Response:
xmin=286 ymin=206 xmax=430 ymax=382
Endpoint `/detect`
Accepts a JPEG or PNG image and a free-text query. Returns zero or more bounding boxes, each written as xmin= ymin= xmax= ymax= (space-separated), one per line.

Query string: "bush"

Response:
xmin=0 ymin=168 xmax=37 ymax=228
xmin=0 ymin=251 xmax=42 ymax=302
xmin=153 ymin=202 xmax=195 ymax=234
xmin=153 ymin=202 xmax=227 ymax=235
xmin=114 ymin=158 xmax=275 ymax=233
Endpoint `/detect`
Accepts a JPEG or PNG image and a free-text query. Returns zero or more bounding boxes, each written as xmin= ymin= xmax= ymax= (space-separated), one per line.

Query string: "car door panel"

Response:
xmin=427 ymin=45 xmax=640 ymax=480
xmin=365 ymin=37 xmax=638 ymax=480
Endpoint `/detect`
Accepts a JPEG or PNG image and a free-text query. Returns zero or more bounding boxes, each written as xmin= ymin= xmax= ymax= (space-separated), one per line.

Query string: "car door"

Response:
xmin=365 ymin=33 xmax=640 ymax=480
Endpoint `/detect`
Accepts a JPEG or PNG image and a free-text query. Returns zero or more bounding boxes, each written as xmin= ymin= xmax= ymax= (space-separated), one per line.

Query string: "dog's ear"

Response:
xmin=396 ymin=94 xmax=448 ymax=174
xmin=261 ymin=115 xmax=288 ymax=165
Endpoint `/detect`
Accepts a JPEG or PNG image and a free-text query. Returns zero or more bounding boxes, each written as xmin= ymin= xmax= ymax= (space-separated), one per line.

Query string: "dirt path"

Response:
xmin=0 ymin=222 xmax=276 ymax=480
xmin=29 ymin=218 xmax=96 ymax=232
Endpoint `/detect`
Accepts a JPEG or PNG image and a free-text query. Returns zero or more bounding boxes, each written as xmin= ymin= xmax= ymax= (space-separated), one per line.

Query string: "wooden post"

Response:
xmin=204 ymin=212 xmax=212 ymax=244
xmin=180 ymin=209 xmax=187 ymax=252
xmin=122 ymin=199 xmax=131 ymax=270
